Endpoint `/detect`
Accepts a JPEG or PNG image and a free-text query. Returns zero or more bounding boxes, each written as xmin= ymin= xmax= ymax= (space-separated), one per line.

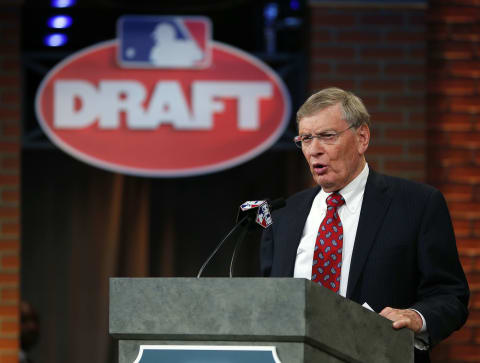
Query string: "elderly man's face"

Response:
xmin=298 ymin=103 xmax=370 ymax=192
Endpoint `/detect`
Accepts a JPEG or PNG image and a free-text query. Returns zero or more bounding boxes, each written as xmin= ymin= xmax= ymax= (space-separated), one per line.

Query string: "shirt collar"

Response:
xmin=318 ymin=163 xmax=369 ymax=213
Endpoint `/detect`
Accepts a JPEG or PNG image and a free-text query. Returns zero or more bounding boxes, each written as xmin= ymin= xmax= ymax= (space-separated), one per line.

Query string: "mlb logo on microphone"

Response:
xmin=117 ymin=15 xmax=212 ymax=69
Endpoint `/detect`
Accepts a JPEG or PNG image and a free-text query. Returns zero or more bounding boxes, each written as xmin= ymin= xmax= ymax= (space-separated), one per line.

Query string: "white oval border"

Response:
xmin=35 ymin=39 xmax=291 ymax=178
xmin=133 ymin=345 xmax=282 ymax=363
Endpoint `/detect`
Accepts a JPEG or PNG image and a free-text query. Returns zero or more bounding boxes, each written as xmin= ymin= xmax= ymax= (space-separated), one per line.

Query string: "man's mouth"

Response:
xmin=312 ymin=162 xmax=327 ymax=175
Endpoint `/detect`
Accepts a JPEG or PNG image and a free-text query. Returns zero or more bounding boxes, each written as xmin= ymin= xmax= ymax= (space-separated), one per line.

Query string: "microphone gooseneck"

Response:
xmin=197 ymin=197 xmax=286 ymax=278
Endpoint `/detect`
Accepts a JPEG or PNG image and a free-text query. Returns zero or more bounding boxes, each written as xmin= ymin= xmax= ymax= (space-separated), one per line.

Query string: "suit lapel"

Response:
xmin=346 ymin=170 xmax=392 ymax=299
xmin=279 ymin=186 xmax=320 ymax=276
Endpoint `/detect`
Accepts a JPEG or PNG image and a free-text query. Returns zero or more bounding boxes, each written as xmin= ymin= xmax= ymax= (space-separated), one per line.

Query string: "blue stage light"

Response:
xmin=290 ymin=0 xmax=300 ymax=11
xmin=264 ymin=3 xmax=279 ymax=22
xmin=51 ymin=0 xmax=76 ymax=8
xmin=48 ymin=15 xmax=72 ymax=29
xmin=44 ymin=34 xmax=68 ymax=47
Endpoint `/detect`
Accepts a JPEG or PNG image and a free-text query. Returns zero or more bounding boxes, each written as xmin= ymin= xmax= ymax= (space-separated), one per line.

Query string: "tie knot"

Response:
xmin=326 ymin=193 xmax=345 ymax=208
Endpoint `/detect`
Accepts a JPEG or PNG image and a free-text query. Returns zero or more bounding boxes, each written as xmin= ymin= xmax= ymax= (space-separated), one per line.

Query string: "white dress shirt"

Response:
xmin=294 ymin=163 xmax=368 ymax=297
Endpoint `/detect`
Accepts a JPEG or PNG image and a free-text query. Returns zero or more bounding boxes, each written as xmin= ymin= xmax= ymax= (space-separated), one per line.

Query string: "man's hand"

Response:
xmin=379 ymin=307 xmax=423 ymax=333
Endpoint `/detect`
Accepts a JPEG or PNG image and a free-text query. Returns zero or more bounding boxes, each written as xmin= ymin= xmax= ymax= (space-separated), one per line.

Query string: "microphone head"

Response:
xmin=268 ymin=198 xmax=286 ymax=211
xmin=238 ymin=198 xmax=286 ymax=229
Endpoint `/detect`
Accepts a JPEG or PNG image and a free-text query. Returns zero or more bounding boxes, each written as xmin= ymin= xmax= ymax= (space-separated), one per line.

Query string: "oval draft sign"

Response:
xmin=35 ymin=16 xmax=291 ymax=177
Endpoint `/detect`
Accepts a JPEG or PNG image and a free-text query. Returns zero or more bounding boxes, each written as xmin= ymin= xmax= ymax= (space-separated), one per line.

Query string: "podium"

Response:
xmin=109 ymin=278 xmax=413 ymax=363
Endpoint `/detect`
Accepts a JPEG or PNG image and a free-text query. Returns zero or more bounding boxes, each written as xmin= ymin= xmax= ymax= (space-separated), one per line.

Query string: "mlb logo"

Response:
xmin=256 ymin=203 xmax=273 ymax=228
xmin=117 ymin=15 xmax=212 ymax=69
xmin=240 ymin=201 xmax=265 ymax=211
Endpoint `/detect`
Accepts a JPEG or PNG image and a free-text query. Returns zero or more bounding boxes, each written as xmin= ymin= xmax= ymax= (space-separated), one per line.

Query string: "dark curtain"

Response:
xmin=21 ymin=147 xmax=311 ymax=363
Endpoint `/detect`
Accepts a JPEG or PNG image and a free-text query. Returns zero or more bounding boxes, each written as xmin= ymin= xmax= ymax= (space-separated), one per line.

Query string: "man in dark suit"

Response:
xmin=260 ymin=88 xmax=469 ymax=362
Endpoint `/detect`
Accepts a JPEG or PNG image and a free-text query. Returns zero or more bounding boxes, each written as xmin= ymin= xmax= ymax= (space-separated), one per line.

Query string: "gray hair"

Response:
xmin=296 ymin=87 xmax=371 ymax=128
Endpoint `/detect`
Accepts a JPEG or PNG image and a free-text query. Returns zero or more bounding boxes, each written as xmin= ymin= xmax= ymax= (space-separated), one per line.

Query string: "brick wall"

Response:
xmin=309 ymin=3 xmax=426 ymax=181
xmin=0 ymin=1 xmax=21 ymax=362
xmin=310 ymin=0 xmax=480 ymax=361
xmin=427 ymin=0 xmax=480 ymax=362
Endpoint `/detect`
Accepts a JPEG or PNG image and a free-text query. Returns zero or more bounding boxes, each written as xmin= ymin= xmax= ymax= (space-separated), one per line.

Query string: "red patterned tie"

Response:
xmin=311 ymin=192 xmax=345 ymax=292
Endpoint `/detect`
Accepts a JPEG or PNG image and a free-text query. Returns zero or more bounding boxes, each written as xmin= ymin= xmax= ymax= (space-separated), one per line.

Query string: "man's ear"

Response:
xmin=356 ymin=124 xmax=370 ymax=154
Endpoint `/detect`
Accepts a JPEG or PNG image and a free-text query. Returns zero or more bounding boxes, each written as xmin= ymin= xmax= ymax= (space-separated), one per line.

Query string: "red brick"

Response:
xmin=432 ymin=42 xmax=479 ymax=60
xmin=428 ymin=113 xmax=473 ymax=131
xmin=361 ymin=14 xmax=404 ymax=25
xmin=311 ymin=13 xmax=355 ymax=26
xmin=360 ymin=48 xmax=405 ymax=59
xmin=450 ymin=202 xmax=480 ymax=219
xmin=453 ymin=219 xmax=473 ymax=237
xmin=0 ymin=338 xmax=17 ymax=349
xmin=0 ymin=157 xmax=18 ymax=171
xmin=384 ymin=63 xmax=425 ymax=75
xmin=430 ymin=131 xmax=480 ymax=149
xmin=408 ymin=14 xmax=426 ymax=26
xmin=452 ymin=25 xmax=480 ymax=41
xmin=441 ymin=184 xmax=474 ymax=202
xmin=337 ymin=31 xmax=380 ymax=43
xmin=360 ymin=80 xmax=404 ymax=91
xmin=449 ymin=61 xmax=480 ymax=78
xmin=0 ymin=59 xmax=19 ymax=73
xmin=451 ymin=96 xmax=480 ymax=113
xmin=0 ymin=175 xmax=19 ymax=185
xmin=386 ymin=32 xmax=426 ymax=42
xmin=336 ymin=63 xmax=379 ymax=74
xmin=429 ymin=7 xmax=480 ymax=24
xmin=0 ymin=306 xmax=17 ymax=318
xmin=370 ymin=111 xmax=403 ymax=123
xmin=366 ymin=144 xmax=403 ymax=156
xmin=1 ymin=191 xmax=18 ymax=204
xmin=0 ymin=288 xmax=18 ymax=302
xmin=0 ymin=76 xmax=18 ymax=88
xmin=1 ymin=321 xmax=17 ymax=334
xmin=0 ymin=274 xmax=18 ymax=284
xmin=0 ymin=352 xmax=19 ymax=363
xmin=311 ymin=47 xmax=355 ymax=59
xmin=444 ymin=326 xmax=473 ymax=343
xmin=309 ymin=80 xmax=356 ymax=93
xmin=0 ymin=208 xmax=18 ymax=219
xmin=0 ymin=142 xmax=18 ymax=153
xmin=409 ymin=47 xmax=426 ymax=59
xmin=2 ymin=223 xmax=19 ymax=235
xmin=385 ymin=129 xmax=424 ymax=140
xmin=0 ymin=93 xmax=19 ymax=106
xmin=311 ymin=30 xmax=332 ymax=43
xmin=460 ymin=255 xmax=474 ymax=273
xmin=474 ymin=220 xmax=480 ymax=237
xmin=428 ymin=23 xmax=450 ymax=41
xmin=385 ymin=95 xmax=423 ymax=107
xmin=408 ymin=145 xmax=425 ymax=155
xmin=407 ymin=81 xmax=426 ymax=93
xmin=311 ymin=62 xmax=331 ymax=74
xmin=431 ymin=148 xmax=473 ymax=167
xmin=447 ymin=167 xmax=480 ymax=184
xmin=1 ymin=256 xmax=18 ymax=269
xmin=384 ymin=160 xmax=425 ymax=172
xmin=429 ymin=79 xmax=477 ymax=96
xmin=0 ymin=125 xmax=19 ymax=138
xmin=360 ymin=96 xmax=380 ymax=108
xmin=0 ymin=241 xmax=19 ymax=251
xmin=0 ymin=109 xmax=19 ymax=120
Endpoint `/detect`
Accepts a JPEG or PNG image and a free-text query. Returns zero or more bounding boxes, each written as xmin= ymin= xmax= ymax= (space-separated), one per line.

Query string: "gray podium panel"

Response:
xmin=110 ymin=278 xmax=413 ymax=363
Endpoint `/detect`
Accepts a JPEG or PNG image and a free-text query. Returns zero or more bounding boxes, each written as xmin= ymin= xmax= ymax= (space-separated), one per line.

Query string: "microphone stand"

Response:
xmin=228 ymin=214 xmax=256 ymax=278
xmin=196 ymin=213 xmax=254 ymax=278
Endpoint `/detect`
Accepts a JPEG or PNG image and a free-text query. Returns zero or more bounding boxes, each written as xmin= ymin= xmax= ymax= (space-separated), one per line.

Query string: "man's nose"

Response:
xmin=308 ymin=137 xmax=325 ymax=154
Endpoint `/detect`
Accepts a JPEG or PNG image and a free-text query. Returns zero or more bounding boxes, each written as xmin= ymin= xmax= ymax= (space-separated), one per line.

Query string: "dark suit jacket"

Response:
xmin=260 ymin=170 xmax=469 ymax=361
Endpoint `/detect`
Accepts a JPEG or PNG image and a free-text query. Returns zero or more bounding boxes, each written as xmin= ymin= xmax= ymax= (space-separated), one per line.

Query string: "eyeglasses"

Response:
xmin=293 ymin=125 xmax=355 ymax=148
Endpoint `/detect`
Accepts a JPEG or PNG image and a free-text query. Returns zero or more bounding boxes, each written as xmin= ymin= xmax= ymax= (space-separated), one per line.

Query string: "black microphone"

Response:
xmin=197 ymin=198 xmax=286 ymax=278
xmin=228 ymin=198 xmax=285 ymax=277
